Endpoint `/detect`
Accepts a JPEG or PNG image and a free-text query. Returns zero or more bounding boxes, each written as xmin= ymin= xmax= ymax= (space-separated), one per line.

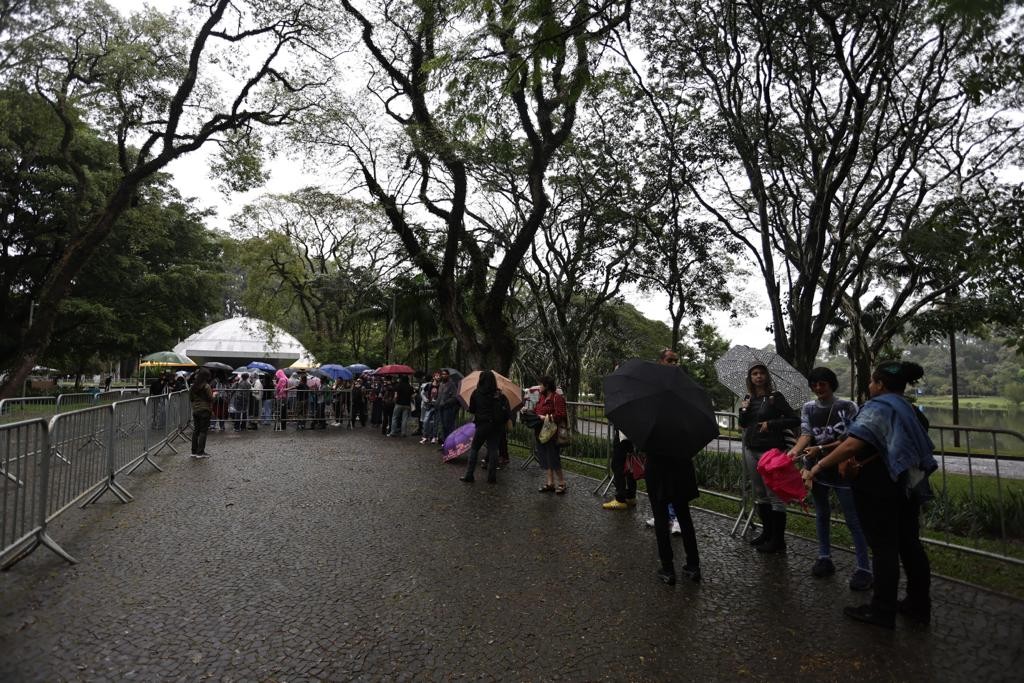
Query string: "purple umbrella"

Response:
xmin=442 ymin=423 xmax=476 ymax=463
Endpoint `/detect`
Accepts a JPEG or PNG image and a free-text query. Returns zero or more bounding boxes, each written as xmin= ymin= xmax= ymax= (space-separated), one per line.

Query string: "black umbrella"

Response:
xmin=603 ymin=359 xmax=719 ymax=457
xmin=202 ymin=362 xmax=234 ymax=373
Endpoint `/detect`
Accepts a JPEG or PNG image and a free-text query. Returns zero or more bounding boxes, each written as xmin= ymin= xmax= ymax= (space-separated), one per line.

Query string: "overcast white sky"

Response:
xmin=111 ymin=0 xmax=776 ymax=348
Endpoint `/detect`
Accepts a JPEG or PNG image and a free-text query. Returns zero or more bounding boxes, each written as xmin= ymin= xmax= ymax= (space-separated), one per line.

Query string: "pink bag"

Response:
xmin=756 ymin=447 xmax=807 ymax=506
xmin=624 ymin=452 xmax=646 ymax=480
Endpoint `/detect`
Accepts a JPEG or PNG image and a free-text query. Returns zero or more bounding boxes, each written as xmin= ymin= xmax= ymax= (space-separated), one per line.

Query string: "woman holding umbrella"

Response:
xmin=739 ymin=362 xmax=800 ymax=554
xmin=534 ymin=376 xmax=568 ymax=494
xmin=189 ymin=368 xmax=214 ymax=458
xmin=459 ymin=370 xmax=511 ymax=484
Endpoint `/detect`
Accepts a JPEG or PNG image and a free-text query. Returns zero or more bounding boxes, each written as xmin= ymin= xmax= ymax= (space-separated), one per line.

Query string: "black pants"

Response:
xmin=648 ymin=471 xmax=699 ymax=571
xmin=351 ymin=402 xmax=367 ymax=427
xmin=192 ymin=410 xmax=211 ymax=455
xmin=853 ymin=463 xmax=930 ymax=614
xmin=465 ymin=426 xmax=502 ymax=481
xmin=611 ymin=439 xmax=637 ymax=502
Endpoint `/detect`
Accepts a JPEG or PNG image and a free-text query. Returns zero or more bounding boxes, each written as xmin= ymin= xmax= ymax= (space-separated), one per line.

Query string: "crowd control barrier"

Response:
xmin=0 ymin=391 xmax=190 ymax=570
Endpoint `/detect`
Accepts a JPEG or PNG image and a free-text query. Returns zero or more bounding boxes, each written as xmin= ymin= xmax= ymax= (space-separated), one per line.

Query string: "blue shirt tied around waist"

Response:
xmin=847 ymin=394 xmax=938 ymax=490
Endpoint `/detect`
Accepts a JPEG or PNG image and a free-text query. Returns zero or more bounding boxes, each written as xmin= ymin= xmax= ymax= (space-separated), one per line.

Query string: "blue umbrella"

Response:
xmin=247 ymin=361 xmax=277 ymax=372
xmin=346 ymin=363 xmax=371 ymax=374
xmin=319 ymin=364 xmax=354 ymax=381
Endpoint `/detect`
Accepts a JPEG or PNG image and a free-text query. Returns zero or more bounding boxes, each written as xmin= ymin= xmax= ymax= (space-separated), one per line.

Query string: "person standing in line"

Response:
xmin=350 ymin=379 xmax=368 ymax=427
xmin=419 ymin=373 xmax=440 ymax=443
xmin=738 ymin=362 xmax=799 ymax=554
xmin=459 ymin=370 xmax=511 ymax=484
xmin=803 ymin=360 xmax=936 ymax=628
xmin=274 ymin=369 xmax=290 ymax=430
xmin=534 ymin=375 xmax=568 ymax=494
xmin=306 ymin=372 xmax=322 ymax=429
xmin=250 ymin=373 xmax=263 ymax=430
xmin=645 ymin=348 xmax=702 ymax=585
xmin=233 ymin=372 xmax=252 ymax=431
xmin=603 ymin=362 xmax=637 ymax=511
xmin=379 ymin=376 xmax=396 ymax=435
xmin=435 ymin=370 xmax=459 ymax=446
xmin=389 ymin=375 xmax=414 ymax=437
xmin=261 ymin=373 xmax=274 ymax=425
xmin=789 ymin=367 xmax=873 ymax=591
xmin=189 ymin=368 xmax=214 ymax=458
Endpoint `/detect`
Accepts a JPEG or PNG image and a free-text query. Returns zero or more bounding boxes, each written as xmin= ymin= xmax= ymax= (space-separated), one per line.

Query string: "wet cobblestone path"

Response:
xmin=1 ymin=428 xmax=1021 ymax=681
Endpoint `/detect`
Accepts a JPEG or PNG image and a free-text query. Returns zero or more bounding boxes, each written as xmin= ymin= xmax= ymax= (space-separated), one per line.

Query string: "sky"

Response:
xmin=111 ymin=0 xmax=777 ymax=349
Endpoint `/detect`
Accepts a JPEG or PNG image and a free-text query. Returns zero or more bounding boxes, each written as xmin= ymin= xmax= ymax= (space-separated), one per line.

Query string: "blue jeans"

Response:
xmin=390 ymin=404 xmax=410 ymax=436
xmin=812 ymin=481 xmax=871 ymax=572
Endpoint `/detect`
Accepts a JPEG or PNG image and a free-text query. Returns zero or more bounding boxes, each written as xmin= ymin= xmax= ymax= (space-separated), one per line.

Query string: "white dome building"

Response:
xmin=173 ymin=317 xmax=314 ymax=366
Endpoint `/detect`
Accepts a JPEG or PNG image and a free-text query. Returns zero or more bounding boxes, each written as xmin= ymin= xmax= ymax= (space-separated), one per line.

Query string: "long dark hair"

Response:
xmin=476 ymin=370 xmax=498 ymax=396
xmin=872 ymin=360 xmax=924 ymax=394
xmin=190 ymin=368 xmax=211 ymax=396
xmin=745 ymin=364 xmax=774 ymax=396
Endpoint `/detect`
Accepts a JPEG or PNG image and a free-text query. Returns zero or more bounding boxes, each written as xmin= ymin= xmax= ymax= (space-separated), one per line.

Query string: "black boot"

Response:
xmin=657 ymin=563 xmax=676 ymax=585
xmin=749 ymin=503 xmax=773 ymax=546
xmin=757 ymin=510 xmax=787 ymax=554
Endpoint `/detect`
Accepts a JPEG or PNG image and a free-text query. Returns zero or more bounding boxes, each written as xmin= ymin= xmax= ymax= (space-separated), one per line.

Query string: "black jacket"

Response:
xmin=738 ymin=391 xmax=799 ymax=451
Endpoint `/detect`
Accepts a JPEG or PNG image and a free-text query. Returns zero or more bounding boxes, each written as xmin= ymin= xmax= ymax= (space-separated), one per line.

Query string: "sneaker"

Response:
xmin=849 ymin=569 xmax=873 ymax=592
xmin=419 ymin=437 xmax=428 ymax=444
xmin=811 ymin=557 xmax=836 ymax=578
xmin=671 ymin=519 xmax=682 ymax=536
xmin=602 ymin=499 xmax=629 ymax=510
xmin=843 ymin=604 xmax=894 ymax=629
xmin=624 ymin=498 xmax=637 ymax=507
xmin=645 ymin=517 xmax=656 ymax=528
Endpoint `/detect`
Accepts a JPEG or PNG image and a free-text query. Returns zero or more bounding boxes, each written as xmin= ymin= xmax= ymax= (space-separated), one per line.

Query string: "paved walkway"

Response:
xmin=1 ymin=428 xmax=1022 ymax=681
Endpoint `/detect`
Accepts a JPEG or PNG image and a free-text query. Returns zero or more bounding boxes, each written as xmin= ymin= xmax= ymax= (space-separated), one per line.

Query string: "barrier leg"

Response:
xmin=126 ymin=451 xmax=163 ymax=474
xmin=81 ymin=474 xmax=134 ymax=507
xmin=1 ymin=531 xmax=78 ymax=570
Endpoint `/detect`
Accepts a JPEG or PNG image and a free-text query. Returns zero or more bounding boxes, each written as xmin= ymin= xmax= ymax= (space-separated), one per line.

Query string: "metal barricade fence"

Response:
xmin=0 ymin=396 xmax=58 ymax=424
xmin=55 ymin=393 xmax=99 ymax=412
xmin=45 ymin=404 xmax=113 ymax=521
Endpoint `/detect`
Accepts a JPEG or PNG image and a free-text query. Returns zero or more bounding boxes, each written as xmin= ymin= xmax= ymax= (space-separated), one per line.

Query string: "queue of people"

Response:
xmin=599 ymin=354 xmax=936 ymax=629
xmin=175 ymin=352 xmax=938 ymax=631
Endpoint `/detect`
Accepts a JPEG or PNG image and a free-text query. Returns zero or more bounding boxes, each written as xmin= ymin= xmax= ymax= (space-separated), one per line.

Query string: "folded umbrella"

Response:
xmin=603 ymin=359 xmax=719 ymax=458
xmin=442 ymin=422 xmax=476 ymax=463
xmin=714 ymin=345 xmax=808 ymax=409
xmin=457 ymin=370 xmax=523 ymax=412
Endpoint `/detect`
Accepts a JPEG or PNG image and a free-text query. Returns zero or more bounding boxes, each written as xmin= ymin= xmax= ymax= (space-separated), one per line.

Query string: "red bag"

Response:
xmin=756 ymin=447 xmax=807 ymax=505
xmin=624 ymin=452 xmax=646 ymax=480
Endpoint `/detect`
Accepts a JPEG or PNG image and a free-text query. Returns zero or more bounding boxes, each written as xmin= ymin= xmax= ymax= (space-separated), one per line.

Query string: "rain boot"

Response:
xmin=749 ymin=503 xmax=773 ymax=546
xmin=757 ymin=510 xmax=788 ymax=554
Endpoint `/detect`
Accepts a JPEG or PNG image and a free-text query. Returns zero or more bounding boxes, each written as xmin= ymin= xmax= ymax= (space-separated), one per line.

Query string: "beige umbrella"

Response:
xmin=457 ymin=370 xmax=524 ymax=412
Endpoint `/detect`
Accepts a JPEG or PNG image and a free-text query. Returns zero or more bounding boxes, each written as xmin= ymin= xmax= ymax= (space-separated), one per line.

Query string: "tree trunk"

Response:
xmin=950 ymin=329 xmax=961 ymax=446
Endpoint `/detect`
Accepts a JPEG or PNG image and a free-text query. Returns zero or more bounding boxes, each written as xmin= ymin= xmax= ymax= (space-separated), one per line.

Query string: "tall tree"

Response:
xmin=635 ymin=0 xmax=1024 ymax=381
xmin=0 ymin=0 xmax=330 ymax=398
xmin=292 ymin=0 xmax=631 ymax=372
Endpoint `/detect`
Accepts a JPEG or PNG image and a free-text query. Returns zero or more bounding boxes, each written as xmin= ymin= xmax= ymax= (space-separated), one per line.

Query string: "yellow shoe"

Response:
xmin=625 ymin=498 xmax=637 ymax=507
xmin=602 ymin=499 xmax=629 ymax=510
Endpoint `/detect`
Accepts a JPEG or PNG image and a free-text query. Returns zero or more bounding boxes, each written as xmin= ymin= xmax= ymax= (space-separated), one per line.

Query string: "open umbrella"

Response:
xmin=375 ymin=363 xmax=415 ymax=375
xmin=457 ymin=370 xmax=523 ymax=412
xmin=319 ymin=364 xmax=354 ymax=381
xmin=200 ymin=360 xmax=233 ymax=376
xmin=140 ymin=351 xmax=196 ymax=367
xmin=442 ymin=367 xmax=464 ymax=381
xmin=604 ymin=359 xmax=719 ymax=457
xmin=233 ymin=365 xmax=251 ymax=374
xmin=282 ymin=367 xmax=298 ymax=377
xmin=309 ymin=368 xmax=334 ymax=382
xmin=346 ymin=363 xmax=371 ymax=374
xmin=247 ymin=361 xmax=276 ymax=373
xmin=713 ymin=345 xmax=808 ymax=409
xmin=290 ymin=356 xmax=318 ymax=370
xmin=442 ymin=422 xmax=476 ymax=463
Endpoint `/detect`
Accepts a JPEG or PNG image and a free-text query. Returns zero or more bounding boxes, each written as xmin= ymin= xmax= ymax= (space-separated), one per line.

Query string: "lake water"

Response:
xmin=918 ymin=406 xmax=1024 ymax=454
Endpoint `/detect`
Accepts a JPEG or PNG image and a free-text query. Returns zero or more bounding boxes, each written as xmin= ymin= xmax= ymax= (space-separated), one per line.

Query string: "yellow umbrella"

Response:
xmin=289 ymin=356 xmax=319 ymax=370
